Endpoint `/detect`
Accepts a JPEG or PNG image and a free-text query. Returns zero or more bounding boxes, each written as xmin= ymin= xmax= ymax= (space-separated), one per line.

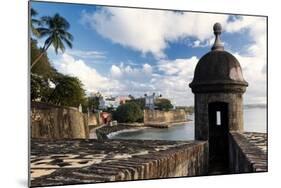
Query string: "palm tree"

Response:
xmin=30 ymin=8 xmax=40 ymax=37
xmin=31 ymin=13 xmax=73 ymax=69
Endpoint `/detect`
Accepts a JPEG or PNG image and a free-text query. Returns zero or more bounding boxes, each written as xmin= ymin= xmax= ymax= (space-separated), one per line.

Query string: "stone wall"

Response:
xmin=31 ymin=139 xmax=208 ymax=187
xmin=144 ymin=109 xmax=188 ymax=127
xmin=194 ymin=93 xmax=244 ymax=140
xmin=88 ymin=112 xmax=102 ymax=126
xmin=31 ymin=102 xmax=89 ymax=139
xmin=228 ymin=132 xmax=267 ymax=173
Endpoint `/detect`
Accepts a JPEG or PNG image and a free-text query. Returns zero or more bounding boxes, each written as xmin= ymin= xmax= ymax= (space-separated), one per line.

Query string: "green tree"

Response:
xmin=31 ymin=73 xmax=52 ymax=102
xmin=155 ymin=98 xmax=173 ymax=111
xmin=31 ymin=13 xmax=73 ymax=69
xmin=87 ymin=92 xmax=102 ymax=112
xmin=128 ymin=97 xmax=145 ymax=110
xmin=31 ymin=39 xmax=57 ymax=78
xmin=113 ymin=102 xmax=143 ymax=123
xmin=30 ymin=39 xmax=57 ymax=102
xmin=48 ymin=74 xmax=86 ymax=107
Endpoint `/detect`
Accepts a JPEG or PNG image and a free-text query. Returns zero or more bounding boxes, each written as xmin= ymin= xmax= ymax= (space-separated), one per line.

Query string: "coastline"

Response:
xmin=95 ymin=120 xmax=192 ymax=139
xmin=107 ymin=127 xmax=149 ymax=138
xmin=95 ymin=124 xmax=147 ymax=140
xmin=145 ymin=120 xmax=191 ymax=128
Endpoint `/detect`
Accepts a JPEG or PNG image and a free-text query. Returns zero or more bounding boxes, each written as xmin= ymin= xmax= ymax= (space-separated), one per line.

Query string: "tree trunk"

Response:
xmin=30 ymin=42 xmax=52 ymax=70
xmin=30 ymin=52 xmax=45 ymax=69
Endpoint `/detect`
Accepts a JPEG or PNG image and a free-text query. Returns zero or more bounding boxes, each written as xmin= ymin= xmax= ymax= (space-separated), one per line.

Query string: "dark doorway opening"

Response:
xmin=208 ymin=102 xmax=229 ymax=174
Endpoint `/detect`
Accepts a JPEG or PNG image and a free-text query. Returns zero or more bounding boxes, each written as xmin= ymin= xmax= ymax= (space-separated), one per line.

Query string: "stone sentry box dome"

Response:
xmin=189 ymin=23 xmax=248 ymax=166
xmin=190 ymin=23 xmax=248 ymax=93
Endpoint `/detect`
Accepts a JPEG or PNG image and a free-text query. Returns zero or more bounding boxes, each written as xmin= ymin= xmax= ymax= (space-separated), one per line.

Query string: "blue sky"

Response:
xmin=31 ymin=1 xmax=267 ymax=106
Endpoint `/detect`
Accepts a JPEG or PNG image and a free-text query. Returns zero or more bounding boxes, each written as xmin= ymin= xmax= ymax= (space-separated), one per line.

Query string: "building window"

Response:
xmin=216 ymin=111 xmax=221 ymax=126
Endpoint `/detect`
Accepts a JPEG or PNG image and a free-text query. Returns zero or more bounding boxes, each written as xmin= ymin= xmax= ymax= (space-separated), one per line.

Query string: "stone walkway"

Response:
xmin=242 ymin=132 xmax=267 ymax=153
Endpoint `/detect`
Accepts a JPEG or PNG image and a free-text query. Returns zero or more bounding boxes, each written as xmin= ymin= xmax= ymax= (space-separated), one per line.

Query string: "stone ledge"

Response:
xmin=30 ymin=139 xmax=208 ymax=187
xmin=229 ymin=132 xmax=267 ymax=172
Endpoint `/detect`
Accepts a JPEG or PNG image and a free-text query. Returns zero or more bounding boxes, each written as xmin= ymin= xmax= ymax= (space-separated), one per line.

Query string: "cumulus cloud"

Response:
xmin=81 ymin=7 xmax=229 ymax=58
xmin=110 ymin=63 xmax=153 ymax=82
xmin=152 ymin=57 xmax=198 ymax=105
xmin=53 ymin=53 xmax=120 ymax=94
xmin=226 ymin=16 xmax=267 ymax=104
xmin=226 ymin=16 xmax=266 ymax=57
xmin=234 ymin=53 xmax=267 ymax=104
xmin=69 ymin=9 xmax=267 ymax=105
xmin=53 ymin=54 xmax=155 ymax=97
xmin=157 ymin=56 xmax=198 ymax=76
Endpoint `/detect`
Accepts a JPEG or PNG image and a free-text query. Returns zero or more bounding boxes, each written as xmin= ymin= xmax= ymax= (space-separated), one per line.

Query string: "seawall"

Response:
xmin=31 ymin=102 xmax=89 ymax=139
xmin=88 ymin=112 xmax=102 ymax=127
xmin=144 ymin=109 xmax=188 ymax=127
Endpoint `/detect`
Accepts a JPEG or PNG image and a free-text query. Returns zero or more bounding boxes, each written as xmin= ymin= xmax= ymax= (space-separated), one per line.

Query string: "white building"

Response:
xmin=144 ymin=93 xmax=156 ymax=110
xmin=99 ymin=96 xmax=131 ymax=110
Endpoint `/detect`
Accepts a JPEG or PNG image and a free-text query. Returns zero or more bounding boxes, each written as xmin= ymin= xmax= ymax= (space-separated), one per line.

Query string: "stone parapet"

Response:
xmin=144 ymin=109 xmax=188 ymax=127
xmin=229 ymin=132 xmax=267 ymax=173
xmin=30 ymin=139 xmax=208 ymax=187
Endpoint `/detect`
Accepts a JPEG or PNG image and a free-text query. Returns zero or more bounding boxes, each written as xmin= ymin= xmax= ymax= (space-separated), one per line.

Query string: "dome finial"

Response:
xmin=211 ymin=22 xmax=224 ymax=51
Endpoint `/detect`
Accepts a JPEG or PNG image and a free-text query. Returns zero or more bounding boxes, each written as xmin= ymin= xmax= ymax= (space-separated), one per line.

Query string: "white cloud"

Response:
xmin=157 ymin=56 xmax=198 ymax=77
xmin=81 ymin=7 xmax=229 ymax=58
xmin=110 ymin=65 xmax=122 ymax=78
xmin=77 ymin=10 xmax=267 ymax=105
xmin=110 ymin=63 xmax=153 ymax=82
xmin=67 ymin=49 xmax=106 ymax=59
xmin=53 ymin=54 xmax=155 ymax=98
xmin=152 ymin=57 xmax=198 ymax=105
xmin=226 ymin=16 xmax=266 ymax=57
xmin=225 ymin=16 xmax=267 ymax=104
xmin=53 ymin=53 xmax=120 ymax=94
xmin=234 ymin=53 xmax=267 ymax=104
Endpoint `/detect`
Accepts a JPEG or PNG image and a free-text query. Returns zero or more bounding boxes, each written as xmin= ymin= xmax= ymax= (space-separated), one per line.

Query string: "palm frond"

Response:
xmin=58 ymin=38 xmax=66 ymax=52
xmin=61 ymin=35 xmax=73 ymax=49
xmin=37 ymin=27 xmax=51 ymax=38
xmin=31 ymin=26 xmax=41 ymax=37
xmin=58 ymin=30 xmax=74 ymax=41
xmin=43 ymin=36 xmax=53 ymax=51
xmin=31 ymin=8 xmax=38 ymax=17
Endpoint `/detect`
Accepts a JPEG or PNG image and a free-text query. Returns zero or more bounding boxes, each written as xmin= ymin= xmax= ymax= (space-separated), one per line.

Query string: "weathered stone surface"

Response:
xmin=194 ymin=93 xmax=244 ymax=141
xmin=229 ymin=132 xmax=267 ymax=173
xmin=144 ymin=109 xmax=188 ymax=127
xmin=31 ymin=102 xmax=89 ymax=139
xmin=30 ymin=139 xmax=208 ymax=187
xmin=189 ymin=24 xmax=249 ymax=170
xmin=87 ymin=112 xmax=102 ymax=126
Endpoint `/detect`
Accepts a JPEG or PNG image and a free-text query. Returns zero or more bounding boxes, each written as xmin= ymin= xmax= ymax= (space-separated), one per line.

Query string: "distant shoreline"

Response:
xmin=243 ymin=104 xmax=267 ymax=109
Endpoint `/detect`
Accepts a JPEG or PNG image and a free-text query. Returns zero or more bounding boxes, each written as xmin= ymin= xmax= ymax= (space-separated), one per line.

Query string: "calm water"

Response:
xmin=111 ymin=107 xmax=267 ymax=141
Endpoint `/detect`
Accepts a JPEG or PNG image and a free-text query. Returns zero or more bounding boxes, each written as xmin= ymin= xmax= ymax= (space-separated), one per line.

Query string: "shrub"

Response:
xmin=113 ymin=102 xmax=143 ymax=123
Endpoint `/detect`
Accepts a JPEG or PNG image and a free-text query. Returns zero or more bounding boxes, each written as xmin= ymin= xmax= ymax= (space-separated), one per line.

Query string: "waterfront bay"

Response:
xmin=111 ymin=107 xmax=267 ymax=140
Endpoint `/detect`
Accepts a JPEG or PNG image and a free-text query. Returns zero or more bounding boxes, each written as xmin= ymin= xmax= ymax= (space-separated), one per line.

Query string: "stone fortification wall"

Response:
xmin=144 ymin=109 xmax=188 ymax=127
xmin=88 ymin=112 xmax=102 ymax=126
xmin=31 ymin=102 xmax=89 ymax=139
